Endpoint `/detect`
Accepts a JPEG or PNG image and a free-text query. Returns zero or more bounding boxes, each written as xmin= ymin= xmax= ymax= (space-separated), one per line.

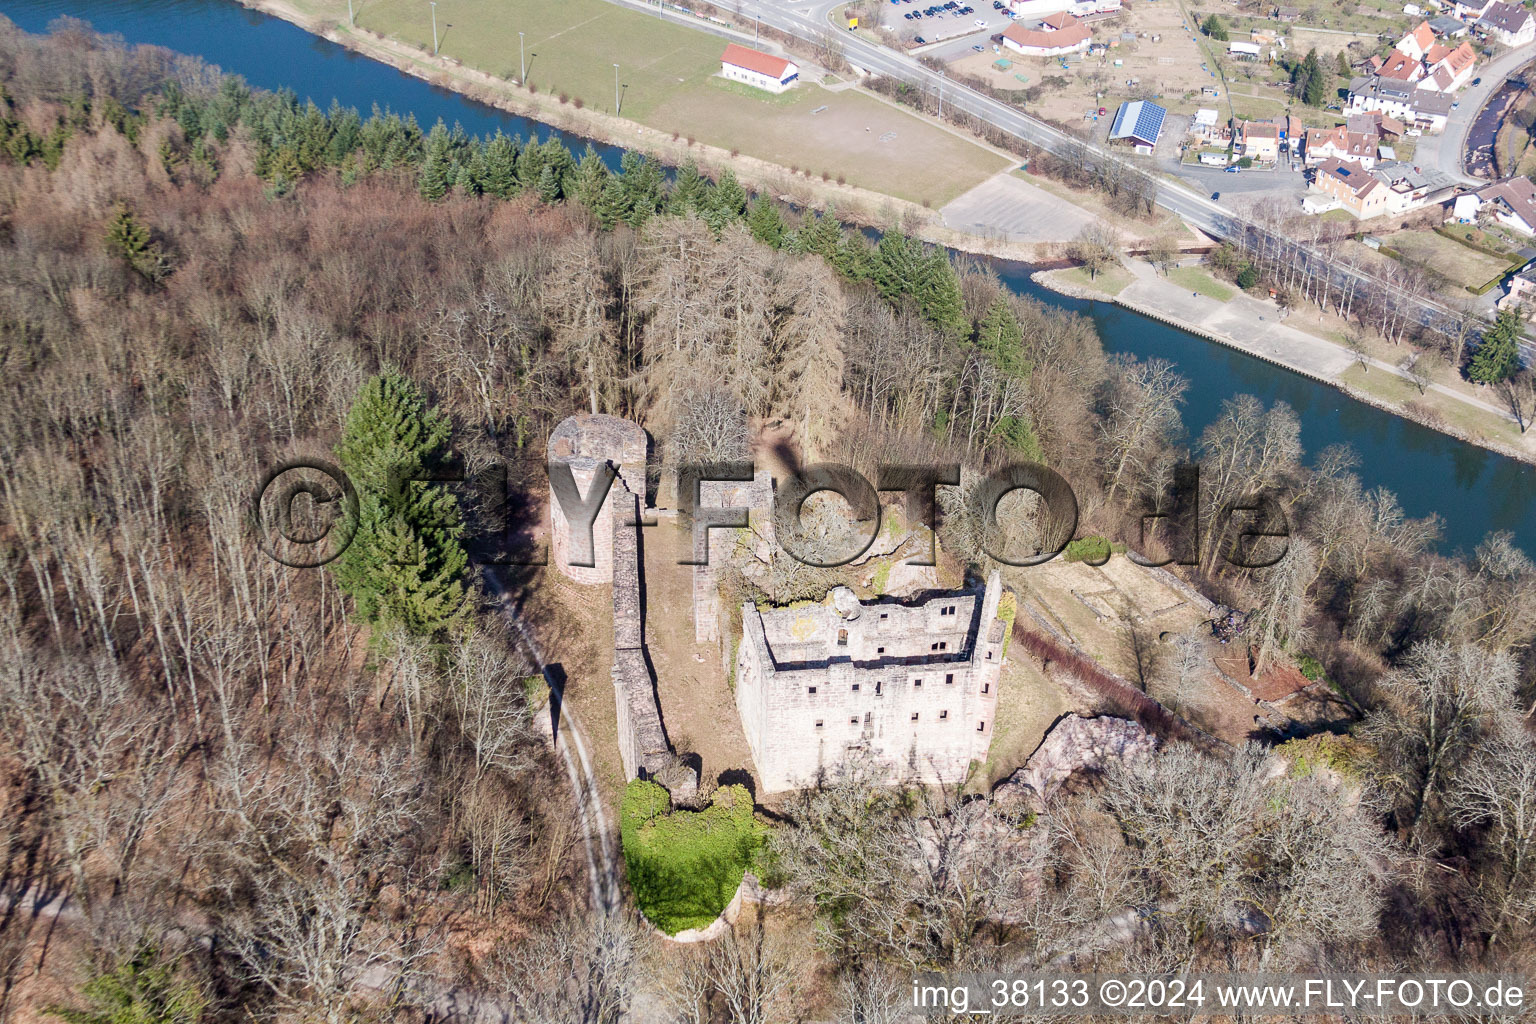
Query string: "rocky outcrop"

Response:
xmin=994 ymin=714 xmax=1158 ymax=808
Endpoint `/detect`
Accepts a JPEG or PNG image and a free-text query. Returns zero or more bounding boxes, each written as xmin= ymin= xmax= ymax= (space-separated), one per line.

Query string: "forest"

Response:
xmin=0 ymin=15 xmax=1534 ymax=1024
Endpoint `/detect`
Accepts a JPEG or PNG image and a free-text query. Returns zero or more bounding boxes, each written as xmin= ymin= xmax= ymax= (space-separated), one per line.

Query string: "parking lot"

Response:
xmin=875 ymin=0 xmax=1009 ymax=47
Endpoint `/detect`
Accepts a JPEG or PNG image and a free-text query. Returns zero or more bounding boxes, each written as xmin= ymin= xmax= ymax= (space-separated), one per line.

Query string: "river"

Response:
xmin=4 ymin=0 xmax=1535 ymax=555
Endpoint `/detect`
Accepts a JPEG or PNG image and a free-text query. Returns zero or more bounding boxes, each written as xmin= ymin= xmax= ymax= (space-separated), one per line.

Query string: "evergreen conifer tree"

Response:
xmin=418 ymin=125 xmax=452 ymax=201
xmin=746 ymin=195 xmax=787 ymax=247
xmin=977 ymin=295 xmax=1027 ymax=374
xmin=917 ymin=247 xmax=968 ymax=341
xmin=573 ymin=145 xmax=611 ymax=212
xmin=333 ymin=370 xmax=469 ymax=640
xmin=669 ymin=159 xmax=710 ymax=214
xmin=1469 ymin=307 xmax=1523 ymax=384
xmin=482 ymin=131 xmax=520 ymax=197
xmin=536 ymin=163 xmax=561 ymax=203
xmin=710 ymin=168 xmax=748 ymax=219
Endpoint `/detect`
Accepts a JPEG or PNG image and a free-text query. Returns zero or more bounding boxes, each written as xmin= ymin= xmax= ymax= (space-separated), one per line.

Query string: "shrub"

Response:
xmin=573 ymin=97 xmax=584 ymax=109
xmin=558 ymin=92 xmax=569 ymax=104
xmin=528 ymin=82 xmax=538 ymax=94
xmin=1063 ymin=535 xmax=1112 ymax=563
xmin=1236 ymin=264 xmax=1260 ymax=290
xmin=836 ymin=173 xmax=846 ymax=185
xmin=620 ymin=780 xmax=764 ymax=935
xmin=730 ymin=147 xmax=740 ymax=157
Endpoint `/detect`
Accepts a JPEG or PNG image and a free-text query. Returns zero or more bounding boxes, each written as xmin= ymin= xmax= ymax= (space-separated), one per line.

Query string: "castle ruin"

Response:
xmin=547 ymin=413 xmax=697 ymax=801
xmin=734 ymin=572 xmax=1006 ymax=793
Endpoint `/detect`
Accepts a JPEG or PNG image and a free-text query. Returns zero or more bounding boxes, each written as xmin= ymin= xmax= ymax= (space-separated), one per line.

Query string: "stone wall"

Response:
xmin=610 ymin=477 xmax=698 ymax=802
xmin=548 ymin=413 xmax=648 ymax=585
xmin=736 ymin=572 xmax=1006 ymax=793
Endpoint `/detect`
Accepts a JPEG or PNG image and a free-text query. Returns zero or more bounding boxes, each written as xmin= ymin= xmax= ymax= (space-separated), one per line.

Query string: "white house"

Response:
xmin=1477 ymin=0 xmax=1536 ymax=44
xmin=1395 ymin=20 xmax=1436 ymax=59
xmin=1228 ymin=40 xmax=1263 ymax=57
xmin=1001 ymin=18 xmax=1092 ymax=54
xmin=1454 ymin=176 xmax=1536 ymax=234
xmin=719 ymin=43 xmax=800 ymax=93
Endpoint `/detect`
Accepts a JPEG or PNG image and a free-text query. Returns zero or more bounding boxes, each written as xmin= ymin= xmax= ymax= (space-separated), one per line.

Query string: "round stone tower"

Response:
xmin=548 ymin=413 xmax=648 ymax=585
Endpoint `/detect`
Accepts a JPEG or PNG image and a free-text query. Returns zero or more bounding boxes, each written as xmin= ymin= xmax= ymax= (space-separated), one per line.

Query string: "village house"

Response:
xmin=1496 ymin=266 xmax=1536 ymax=314
xmin=1303 ymin=124 xmax=1379 ymax=167
xmin=1452 ymin=0 xmax=1496 ymax=20
xmin=1477 ymin=0 xmax=1536 ymax=45
xmin=1450 ymin=176 xmax=1536 ymax=234
xmin=1232 ymin=119 xmax=1281 ymax=162
xmin=1348 ymin=76 xmax=1454 ymax=131
xmin=1372 ymin=161 xmax=1461 ymax=214
xmin=1396 ymin=19 xmax=1437 ymax=59
xmin=1007 ymin=0 xmax=1118 ymax=19
xmin=718 ymin=43 xmax=800 ymax=93
xmin=1001 ymin=16 xmax=1092 ymax=55
xmin=1307 ymin=158 xmax=1390 ymax=218
xmin=1347 ymin=110 xmax=1407 ymax=138
xmin=1420 ymin=41 xmax=1477 ymax=91
xmin=1379 ymin=48 xmax=1425 ymax=81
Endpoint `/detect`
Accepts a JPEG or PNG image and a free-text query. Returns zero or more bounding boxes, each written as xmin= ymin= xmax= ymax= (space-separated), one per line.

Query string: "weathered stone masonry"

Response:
xmin=735 ymin=572 xmax=1005 ymax=793
xmin=548 ymin=413 xmax=696 ymax=800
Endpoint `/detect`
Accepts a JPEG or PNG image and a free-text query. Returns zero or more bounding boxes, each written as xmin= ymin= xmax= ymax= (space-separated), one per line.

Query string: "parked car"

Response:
xmin=914 ymin=34 xmax=926 ymax=42
xmin=1224 ymin=165 xmax=1240 ymax=173
xmin=972 ymin=43 xmax=984 ymax=50
xmin=1472 ymin=77 xmax=1481 ymax=85
xmin=1211 ymin=191 xmax=1220 ymax=200
xmin=975 ymin=17 xmax=987 ymax=25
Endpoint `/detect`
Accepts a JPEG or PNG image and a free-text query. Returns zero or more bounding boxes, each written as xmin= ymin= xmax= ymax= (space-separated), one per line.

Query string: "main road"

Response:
xmin=615 ymin=0 xmax=1489 ymax=339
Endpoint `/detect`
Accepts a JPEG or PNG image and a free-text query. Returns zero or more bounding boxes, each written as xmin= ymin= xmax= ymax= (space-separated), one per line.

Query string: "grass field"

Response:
xmin=1339 ymin=363 xmax=1524 ymax=445
xmin=1168 ymin=265 xmax=1235 ymax=301
xmin=1386 ymin=229 xmax=1515 ymax=291
xmin=345 ymin=0 xmax=1008 ymax=204
xmin=1058 ymin=264 xmax=1133 ymax=296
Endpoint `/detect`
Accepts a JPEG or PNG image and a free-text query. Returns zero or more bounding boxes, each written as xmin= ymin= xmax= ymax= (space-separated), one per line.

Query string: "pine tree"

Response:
xmin=617 ymin=151 xmax=665 ymax=227
xmin=536 ymin=163 xmax=561 ymax=203
xmin=482 ymin=131 xmax=520 ymax=197
xmin=592 ymin=175 xmax=629 ymax=229
xmin=871 ymin=231 xmax=921 ymax=301
xmin=917 ymin=247 xmax=968 ymax=341
xmin=976 ymin=295 xmax=1028 ymax=375
xmin=746 ymin=195 xmax=787 ymax=248
xmin=459 ymin=146 xmax=488 ymax=196
xmin=710 ymin=168 xmax=748 ymax=220
xmin=333 ymin=370 xmax=469 ymax=640
xmin=1336 ymin=50 xmax=1351 ymax=76
xmin=668 ymin=159 xmax=710 ymax=215
xmin=104 ymin=203 xmax=169 ymax=282
xmin=419 ymin=125 xmax=452 ymax=201
xmin=573 ymin=144 xmax=611 ymax=212
xmin=1201 ymin=13 xmax=1228 ymax=40
xmin=1469 ymin=307 xmax=1523 ymax=384
xmin=798 ymin=208 xmax=843 ymax=261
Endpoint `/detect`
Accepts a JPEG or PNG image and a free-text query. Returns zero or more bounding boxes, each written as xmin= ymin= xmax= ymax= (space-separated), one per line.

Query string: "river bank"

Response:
xmin=1033 ymin=262 xmax=1536 ymax=469
xmin=234 ymin=0 xmax=1065 ymax=262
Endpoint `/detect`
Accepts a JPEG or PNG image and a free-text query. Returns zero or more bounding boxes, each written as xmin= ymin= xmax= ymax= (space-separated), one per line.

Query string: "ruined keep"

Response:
xmin=735 ymin=572 xmax=1006 ymax=793
xmin=548 ymin=413 xmax=648 ymax=585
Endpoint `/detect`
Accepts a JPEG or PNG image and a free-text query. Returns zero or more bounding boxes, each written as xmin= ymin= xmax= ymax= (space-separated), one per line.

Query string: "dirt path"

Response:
xmin=483 ymin=566 xmax=621 ymax=915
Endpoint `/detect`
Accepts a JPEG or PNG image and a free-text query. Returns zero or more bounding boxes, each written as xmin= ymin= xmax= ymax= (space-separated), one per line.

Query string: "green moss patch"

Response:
xmin=620 ymin=780 xmax=764 ymax=935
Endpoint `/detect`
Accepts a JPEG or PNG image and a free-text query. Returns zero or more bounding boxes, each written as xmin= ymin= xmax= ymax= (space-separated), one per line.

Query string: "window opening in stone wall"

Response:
xmin=940 ymin=709 xmax=948 ymax=720
xmin=838 ymin=629 xmax=848 ymax=646
xmin=911 ymin=712 xmax=920 ymax=721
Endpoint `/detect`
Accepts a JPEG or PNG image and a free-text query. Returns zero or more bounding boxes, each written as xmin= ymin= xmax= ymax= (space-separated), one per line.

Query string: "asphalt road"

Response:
xmin=611 ymin=0 xmax=1494 ymax=340
xmin=1414 ymin=40 xmax=1536 ymax=182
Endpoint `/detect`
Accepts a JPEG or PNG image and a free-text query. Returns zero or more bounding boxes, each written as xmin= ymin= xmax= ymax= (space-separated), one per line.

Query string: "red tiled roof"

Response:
xmin=1003 ymin=20 xmax=1090 ymax=48
xmin=1444 ymin=40 xmax=1475 ymax=73
xmin=1423 ymin=42 xmax=1451 ymax=63
xmin=1042 ymin=11 xmax=1076 ymax=28
xmin=1378 ymin=49 xmax=1419 ymax=80
xmin=720 ymin=43 xmax=794 ymax=79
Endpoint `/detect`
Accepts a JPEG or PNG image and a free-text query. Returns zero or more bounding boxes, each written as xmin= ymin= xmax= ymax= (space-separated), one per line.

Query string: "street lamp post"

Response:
xmin=937 ymin=70 xmax=945 ymax=119
xmin=429 ymin=0 xmax=439 ymax=54
xmin=519 ymin=31 xmax=526 ymax=83
xmin=346 ymin=0 xmax=354 ymax=27
xmin=614 ymin=63 xmax=621 ymax=114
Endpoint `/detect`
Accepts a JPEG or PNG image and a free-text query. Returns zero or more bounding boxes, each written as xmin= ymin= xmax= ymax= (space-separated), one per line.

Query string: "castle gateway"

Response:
xmin=735 ymin=572 xmax=1005 ymax=792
